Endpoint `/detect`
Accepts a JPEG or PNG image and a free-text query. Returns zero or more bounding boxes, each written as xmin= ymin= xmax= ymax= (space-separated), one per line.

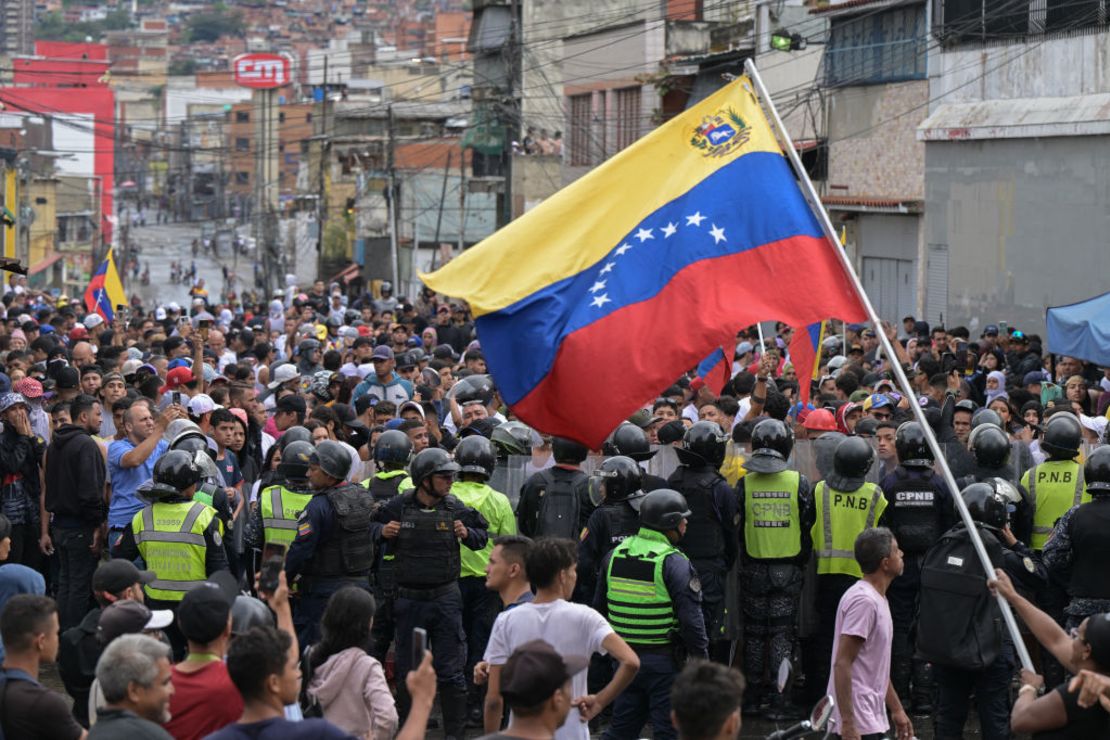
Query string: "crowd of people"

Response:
xmin=1 ymin=271 xmax=1110 ymax=740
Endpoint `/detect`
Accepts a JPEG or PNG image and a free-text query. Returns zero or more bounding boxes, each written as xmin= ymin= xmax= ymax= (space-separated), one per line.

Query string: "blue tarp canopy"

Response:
xmin=1046 ymin=291 xmax=1110 ymax=367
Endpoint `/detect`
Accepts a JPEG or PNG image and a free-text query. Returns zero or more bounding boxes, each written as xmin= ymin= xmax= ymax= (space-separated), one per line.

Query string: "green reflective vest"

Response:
xmin=450 ymin=480 xmax=516 ymax=578
xmin=743 ymin=470 xmax=802 ymax=559
xmin=605 ymin=528 xmax=682 ymax=646
xmin=1023 ymin=459 xmax=1089 ymax=550
xmin=132 ymin=500 xmax=220 ymax=602
xmin=812 ymin=481 xmax=886 ymax=578
xmin=362 ymin=470 xmax=412 ymax=492
xmin=260 ymin=485 xmax=314 ymax=548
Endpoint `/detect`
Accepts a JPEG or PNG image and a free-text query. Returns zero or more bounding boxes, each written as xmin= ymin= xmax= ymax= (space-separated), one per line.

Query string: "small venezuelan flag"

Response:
xmin=83 ymin=248 xmax=127 ymax=322
xmin=788 ymin=321 xmax=826 ymax=405
xmin=421 ymin=76 xmax=867 ymax=447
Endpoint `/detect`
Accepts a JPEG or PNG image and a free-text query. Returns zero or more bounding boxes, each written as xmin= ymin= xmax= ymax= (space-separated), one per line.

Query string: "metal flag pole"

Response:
xmin=744 ymin=58 xmax=1034 ymax=671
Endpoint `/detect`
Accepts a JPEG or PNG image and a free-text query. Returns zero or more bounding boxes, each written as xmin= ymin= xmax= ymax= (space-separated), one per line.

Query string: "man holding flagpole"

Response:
xmin=83 ymin=248 xmax=127 ymax=325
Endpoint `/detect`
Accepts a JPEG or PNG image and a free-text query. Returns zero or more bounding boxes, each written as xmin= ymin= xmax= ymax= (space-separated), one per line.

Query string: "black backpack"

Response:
xmin=915 ymin=524 xmax=1004 ymax=670
xmin=534 ymin=469 xmax=582 ymax=540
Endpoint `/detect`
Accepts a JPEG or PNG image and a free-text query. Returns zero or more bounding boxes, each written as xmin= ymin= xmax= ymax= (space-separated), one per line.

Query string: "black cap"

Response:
xmin=97 ymin=600 xmax=174 ymax=645
xmin=499 ymin=639 xmax=590 ymax=708
xmin=276 ymin=394 xmax=307 ymax=415
xmin=177 ymin=571 xmax=238 ymax=644
xmin=55 ymin=366 xmax=79 ymax=390
xmin=1084 ymin=612 xmax=1110 ymax=670
xmin=92 ymin=560 xmax=155 ymax=595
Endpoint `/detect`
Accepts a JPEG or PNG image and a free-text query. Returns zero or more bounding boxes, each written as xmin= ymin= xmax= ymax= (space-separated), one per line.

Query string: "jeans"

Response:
xmin=55 ymin=525 xmax=99 ymax=630
xmin=933 ymin=650 xmax=1015 ymax=740
xmin=603 ymin=653 xmax=677 ymax=740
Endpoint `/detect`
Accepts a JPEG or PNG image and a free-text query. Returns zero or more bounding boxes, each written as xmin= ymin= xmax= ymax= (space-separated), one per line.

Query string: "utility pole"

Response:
xmin=386 ymin=103 xmax=399 ymax=289
xmin=316 ymin=57 xmax=329 ymax=257
xmin=429 ymin=150 xmax=451 ymax=271
xmin=500 ymin=0 xmax=520 ymax=228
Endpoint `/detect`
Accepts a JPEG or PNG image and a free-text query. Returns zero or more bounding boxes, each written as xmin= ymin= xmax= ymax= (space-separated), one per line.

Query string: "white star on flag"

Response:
xmin=635 ymin=228 xmax=654 ymax=243
xmin=590 ymin=293 xmax=611 ymax=308
xmin=686 ymin=212 xmax=706 ymax=227
xmin=615 ymin=243 xmax=633 ymax=256
xmin=661 ymin=222 xmax=677 ymax=238
xmin=599 ymin=262 xmax=616 ymax=275
xmin=589 ymin=280 xmax=606 ymax=293
xmin=709 ymin=224 xmax=726 ymax=244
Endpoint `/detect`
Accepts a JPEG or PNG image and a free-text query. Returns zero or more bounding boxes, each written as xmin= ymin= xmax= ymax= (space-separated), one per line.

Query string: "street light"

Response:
xmin=771 ymin=30 xmax=808 ymax=51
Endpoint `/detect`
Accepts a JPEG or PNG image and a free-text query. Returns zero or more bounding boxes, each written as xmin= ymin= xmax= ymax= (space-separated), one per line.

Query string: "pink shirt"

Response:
xmin=827 ymin=579 xmax=892 ymax=736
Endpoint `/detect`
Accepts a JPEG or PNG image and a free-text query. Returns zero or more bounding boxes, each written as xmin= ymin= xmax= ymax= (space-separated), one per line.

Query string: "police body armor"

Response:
xmin=260 ymin=485 xmax=313 ymax=548
xmin=600 ymin=500 xmax=641 ymax=550
xmin=814 ymin=481 xmax=886 ymax=578
xmin=302 ymin=484 xmax=375 ymax=581
xmin=366 ymin=470 xmax=409 ymax=503
xmin=671 ymin=467 xmax=725 ymax=563
xmin=605 ymin=528 xmax=683 ymax=647
xmin=394 ymin=492 xmax=461 ymax=588
xmin=132 ymin=500 xmax=221 ymax=602
xmin=882 ymin=468 xmax=945 ymax=554
xmin=1023 ymin=460 xmax=1089 ymax=550
xmin=1065 ymin=499 xmax=1110 ymax=599
xmin=743 ymin=471 xmax=802 ymax=560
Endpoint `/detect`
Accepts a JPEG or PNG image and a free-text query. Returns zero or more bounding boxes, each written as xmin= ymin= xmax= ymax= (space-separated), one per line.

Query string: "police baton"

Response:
xmin=746 ymin=57 xmax=1035 ymax=673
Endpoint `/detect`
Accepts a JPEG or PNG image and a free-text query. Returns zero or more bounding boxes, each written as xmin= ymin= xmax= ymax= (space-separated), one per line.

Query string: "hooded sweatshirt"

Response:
xmin=308 ymin=647 xmax=397 ymax=740
xmin=44 ymin=424 xmax=106 ymax=528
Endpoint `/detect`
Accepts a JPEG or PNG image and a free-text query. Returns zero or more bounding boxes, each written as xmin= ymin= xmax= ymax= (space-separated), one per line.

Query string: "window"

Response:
xmin=305 ymin=112 xmax=313 ymax=122
xmin=235 ymin=111 xmax=249 ymax=123
xmin=568 ymin=93 xmax=592 ymax=166
xmin=235 ymin=171 xmax=249 ymax=184
xmin=826 ymin=5 xmax=927 ymax=86
xmin=235 ymin=137 xmax=250 ymax=152
xmin=300 ymin=140 xmax=309 ymax=153
xmin=278 ymin=111 xmax=286 ymax=123
xmin=613 ymin=87 xmax=641 ymax=152
xmin=934 ymin=0 xmax=1102 ymax=44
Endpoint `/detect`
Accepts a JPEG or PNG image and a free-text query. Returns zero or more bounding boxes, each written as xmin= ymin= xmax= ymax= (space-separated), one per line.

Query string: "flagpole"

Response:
xmin=744 ymin=59 xmax=1034 ymax=672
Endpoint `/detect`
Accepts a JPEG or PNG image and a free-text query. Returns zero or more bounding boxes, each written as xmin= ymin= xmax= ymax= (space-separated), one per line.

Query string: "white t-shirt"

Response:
xmin=484 ymin=599 xmax=612 ymax=740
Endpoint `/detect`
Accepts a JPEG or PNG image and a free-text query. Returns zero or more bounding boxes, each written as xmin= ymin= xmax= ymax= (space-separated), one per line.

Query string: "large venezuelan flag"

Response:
xmin=83 ymin=248 xmax=127 ymax=322
xmin=422 ymin=77 xmax=867 ymax=446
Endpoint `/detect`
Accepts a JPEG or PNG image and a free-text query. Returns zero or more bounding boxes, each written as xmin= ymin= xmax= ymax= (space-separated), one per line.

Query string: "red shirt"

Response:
xmin=165 ymin=660 xmax=243 ymax=740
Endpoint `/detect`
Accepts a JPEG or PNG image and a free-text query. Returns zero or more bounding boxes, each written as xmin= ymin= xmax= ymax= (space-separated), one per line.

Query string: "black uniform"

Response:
xmin=878 ymin=466 xmax=957 ymax=711
xmin=576 ymin=498 xmax=641 ymax=602
xmin=370 ymin=491 xmax=488 ymax=739
xmin=366 ymin=469 xmax=408 ymax=661
xmin=1043 ymin=496 xmax=1110 ymax=631
xmin=516 ymin=464 xmax=593 ymax=538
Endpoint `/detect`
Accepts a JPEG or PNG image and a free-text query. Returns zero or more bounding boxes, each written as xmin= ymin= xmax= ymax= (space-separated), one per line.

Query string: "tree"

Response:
xmin=185 ymin=10 xmax=244 ymax=43
xmin=168 ymin=59 xmax=197 ymax=76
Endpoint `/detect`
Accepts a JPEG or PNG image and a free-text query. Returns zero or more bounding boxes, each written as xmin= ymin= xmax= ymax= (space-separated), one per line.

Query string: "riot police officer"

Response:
xmin=957 ymin=423 xmax=1033 ymax=544
xmin=594 ymin=489 xmax=708 ymax=740
xmin=878 ymin=421 xmax=957 ymax=714
xmin=737 ymin=418 xmax=815 ymax=718
xmin=1043 ymin=446 xmax=1110 ymax=632
xmin=577 ymin=455 xmax=646 ymax=601
xmin=114 ymin=449 xmax=228 ymax=659
xmin=807 ymin=435 xmax=886 ymax=703
xmin=253 ymin=425 xmax=313 ymax=492
xmin=247 ymin=440 xmax=314 ymax=550
xmin=365 ymin=429 xmax=413 ymax=661
xmin=517 ymin=435 xmax=592 ymax=539
xmin=925 ymin=482 xmax=1045 ymax=739
xmin=1021 ymin=412 xmax=1087 ymax=552
xmin=371 ymin=447 xmax=488 ymax=739
xmin=284 ymin=440 xmax=375 ymax=645
xmin=667 ymin=420 xmax=738 ymax=662
xmin=450 ymin=435 xmax=516 ymax=724
xmin=605 ymin=422 xmax=667 ymax=491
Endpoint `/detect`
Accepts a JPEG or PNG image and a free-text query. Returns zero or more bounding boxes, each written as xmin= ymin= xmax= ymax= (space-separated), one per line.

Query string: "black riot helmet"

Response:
xmin=969 ymin=424 xmax=1011 ymax=469
xmin=604 ymin=423 xmax=655 ymax=462
xmin=410 ymin=448 xmax=460 ymax=491
xmin=971 ymin=408 xmax=1004 ymax=431
xmin=279 ymin=425 xmax=313 ymax=450
xmin=744 ymin=419 xmax=794 ymax=474
xmin=678 ymin=421 xmax=728 ymax=468
xmin=491 ymin=421 xmax=535 ymax=459
xmin=150 ymin=449 xmax=202 ymax=499
xmin=961 ymin=482 xmax=1008 ymax=530
xmin=1041 ymin=413 xmax=1082 ymax=460
xmin=309 ymin=440 xmax=352 ymax=482
xmin=449 ymin=374 xmax=496 ymax=407
xmin=374 ymin=429 xmax=413 ymax=468
xmin=1084 ymin=446 xmax=1110 ymax=494
xmin=827 ymin=436 xmax=875 ymax=492
xmin=639 ymin=489 xmax=691 ymax=532
xmin=455 ymin=435 xmax=497 ymax=479
xmin=594 ymin=455 xmax=643 ymax=502
xmin=277 ymin=440 xmax=314 ymax=483
xmin=894 ymin=421 xmax=934 ymax=469
xmin=552 ymin=436 xmax=589 ymax=465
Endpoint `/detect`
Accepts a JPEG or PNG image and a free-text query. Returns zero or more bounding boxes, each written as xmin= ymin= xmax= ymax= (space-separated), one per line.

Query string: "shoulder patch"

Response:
xmin=689 ymin=576 xmax=701 ymax=594
xmin=1023 ymin=557 xmax=1036 ymax=574
xmin=212 ymin=529 xmax=222 ymax=547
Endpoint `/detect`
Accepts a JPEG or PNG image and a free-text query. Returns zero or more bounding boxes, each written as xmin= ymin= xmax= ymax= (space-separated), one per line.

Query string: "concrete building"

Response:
xmin=0 ymin=0 xmax=33 ymax=57
xmin=226 ymin=101 xmax=314 ymax=205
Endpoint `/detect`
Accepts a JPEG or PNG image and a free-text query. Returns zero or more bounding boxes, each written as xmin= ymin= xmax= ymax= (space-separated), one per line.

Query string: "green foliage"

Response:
xmin=34 ymin=9 xmax=133 ymax=42
xmin=168 ymin=58 xmax=198 ymax=76
xmin=184 ymin=10 xmax=245 ymax=43
xmin=322 ymin=222 xmax=349 ymax=260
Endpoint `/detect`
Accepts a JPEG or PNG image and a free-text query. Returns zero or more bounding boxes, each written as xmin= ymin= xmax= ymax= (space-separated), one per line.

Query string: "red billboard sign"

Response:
xmin=232 ymin=53 xmax=291 ymax=89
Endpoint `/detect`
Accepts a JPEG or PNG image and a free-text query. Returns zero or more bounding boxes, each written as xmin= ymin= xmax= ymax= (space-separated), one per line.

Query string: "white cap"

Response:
xmin=145 ymin=609 xmax=175 ymax=630
xmin=84 ymin=313 xmax=105 ymax=330
xmin=187 ymin=394 xmax=222 ymax=416
xmin=122 ymin=359 xmax=143 ymax=377
xmin=267 ymin=363 xmax=301 ymax=390
xmin=155 ymin=307 xmax=167 ymax=320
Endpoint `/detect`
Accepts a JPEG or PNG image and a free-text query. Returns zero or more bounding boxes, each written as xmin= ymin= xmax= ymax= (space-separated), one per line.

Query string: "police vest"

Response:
xmin=1065 ymin=498 xmax=1110 ymax=599
xmin=600 ymin=500 xmax=642 ymax=550
xmin=671 ymin=467 xmax=725 ymax=563
xmin=605 ymin=528 xmax=683 ymax=646
xmin=302 ymin=484 xmax=375 ymax=581
xmin=743 ymin=470 xmax=802 ymax=559
xmin=364 ymin=470 xmax=410 ymax=502
xmin=260 ymin=485 xmax=313 ymax=548
xmin=132 ymin=501 xmax=220 ymax=602
xmin=813 ymin=481 xmax=886 ymax=578
xmin=394 ymin=492 xmax=461 ymax=588
xmin=882 ymin=468 xmax=946 ymax=554
xmin=1023 ymin=460 xmax=1088 ymax=550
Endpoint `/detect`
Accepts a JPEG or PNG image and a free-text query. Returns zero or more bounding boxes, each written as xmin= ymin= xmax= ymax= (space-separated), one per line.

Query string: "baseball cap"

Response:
xmin=735 ymin=341 xmax=754 ymax=356
xmin=432 ymin=344 xmax=459 ymax=361
xmin=84 ymin=313 xmax=105 ymax=330
xmin=398 ymin=400 xmax=425 ymax=420
xmin=267 ymin=363 xmax=300 ymax=390
xmin=177 ymin=572 xmax=238 ymax=644
xmin=68 ymin=326 xmax=89 ymax=342
xmin=92 ymin=559 xmax=156 ymax=595
xmin=12 ymin=377 xmax=42 ymax=399
xmin=499 ymin=639 xmax=589 ymax=708
xmin=160 ymin=366 xmax=194 ymax=394
xmin=982 ymin=324 xmax=999 ymax=337
xmin=97 ymin=600 xmax=174 ymax=645
xmin=0 ymin=393 xmax=27 ymax=415
xmin=863 ymin=393 xmax=895 ymax=412
xmin=55 ymin=366 xmax=80 ymax=390
xmin=102 ymin=371 xmax=124 ymax=386
xmin=1023 ymin=371 xmax=1048 ymax=387
xmin=167 ymin=357 xmax=192 ymax=370
xmin=1084 ymin=612 xmax=1110 ymax=670
xmin=627 ymin=408 xmax=660 ymax=429
xmin=188 ymin=393 xmax=222 ymax=416
xmin=371 ymin=345 xmax=395 ymax=362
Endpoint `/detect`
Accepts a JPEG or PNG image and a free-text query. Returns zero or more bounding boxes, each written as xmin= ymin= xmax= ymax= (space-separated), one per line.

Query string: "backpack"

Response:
xmin=915 ymin=524 xmax=1004 ymax=670
xmin=0 ymin=667 xmax=37 ymax=740
xmin=534 ymin=469 xmax=582 ymax=540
